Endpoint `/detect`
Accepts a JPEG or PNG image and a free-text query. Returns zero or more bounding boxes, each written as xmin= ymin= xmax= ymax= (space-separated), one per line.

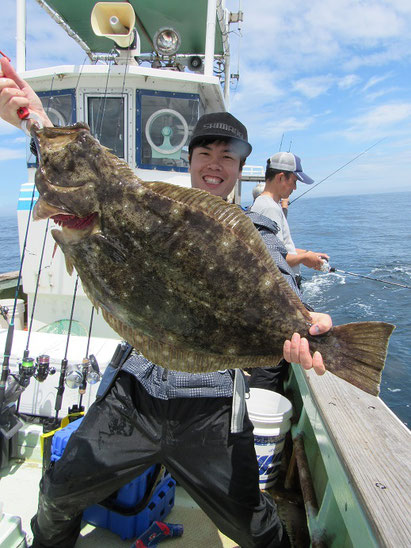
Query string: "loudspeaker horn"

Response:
xmin=91 ymin=2 xmax=137 ymax=49
xmin=188 ymin=56 xmax=203 ymax=72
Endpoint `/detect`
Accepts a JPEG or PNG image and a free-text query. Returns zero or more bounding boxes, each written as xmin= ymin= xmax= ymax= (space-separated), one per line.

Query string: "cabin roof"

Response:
xmin=41 ymin=0 xmax=226 ymax=56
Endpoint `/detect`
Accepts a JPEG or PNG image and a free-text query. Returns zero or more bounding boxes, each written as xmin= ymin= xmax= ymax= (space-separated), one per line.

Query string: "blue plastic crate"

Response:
xmin=83 ymin=475 xmax=176 ymax=540
xmin=114 ymin=467 xmax=158 ymax=508
xmin=50 ymin=417 xmax=84 ymax=461
xmin=50 ymin=416 xmax=176 ymax=540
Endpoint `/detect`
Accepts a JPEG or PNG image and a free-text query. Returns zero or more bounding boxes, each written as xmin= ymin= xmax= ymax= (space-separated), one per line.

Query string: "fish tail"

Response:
xmin=315 ymin=321 xmax=395 ymax=396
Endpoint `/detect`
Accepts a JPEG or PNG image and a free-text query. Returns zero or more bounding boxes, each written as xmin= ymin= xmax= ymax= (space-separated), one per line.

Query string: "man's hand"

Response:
xmin=283 ymin=312 xmax=332 ymax=375
xmin=0 ymin=57 xmax=52 ymax=129
xmin=300 ymin=251 xmax=330 ymax=270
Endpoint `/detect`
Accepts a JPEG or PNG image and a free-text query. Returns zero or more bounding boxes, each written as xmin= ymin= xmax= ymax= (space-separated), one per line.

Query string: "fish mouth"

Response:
xmin=51 ymin=213 xmax=98 ymax=230
xmin=33 ymin=197 xmax=98 ymax=231
xmin=33 ymin=198 xmax=97 ymax=230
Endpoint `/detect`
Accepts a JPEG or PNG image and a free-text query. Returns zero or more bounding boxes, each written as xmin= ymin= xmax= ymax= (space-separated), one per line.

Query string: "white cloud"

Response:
xmin=0 ymin=119 xmax=22 ymax=136
xmin=293 ymin=76 xmax=334 ymax=99
xmin=365 ymin=87 xmax=400 ymax=102
xmin=350 ymin=103 xmax=411 ymax=130
xmin=0 ymin=148 xmax=26 ymax=162
xmin=236 ymin=0 xmax=411 ymax=76
xmin=362 ymin=73 xmax=392 ymax=92
xmin=338 ymin=74 xmax=361 ymax=90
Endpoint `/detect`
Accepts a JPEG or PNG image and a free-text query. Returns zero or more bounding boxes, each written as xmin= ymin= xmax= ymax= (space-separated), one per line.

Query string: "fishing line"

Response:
xmin=12 ymin=218 xmax=53 ymax=414
xmin=115 ymin=48 xmax=131 ymax=150
xmin=96 ymin=53 xmax=114 ymax=142
xmin=44 ymin=73 xmax=56 ymax=116
xmin=289 ymin=137 xmax=386 ymax=205
xmin=329 ymin=267 xmax=411 ymax=289
xmin=54 ymin=275 xmax=79 ymax=421
xmin=0 ymin=184 xmax=37 ymax=409
xmin=278 ymin=133 xmax=284 ymax=152
xmin=74 ymin=56 xmax=88 ymax=94
xmin=25 ymin=219 xmax=50 ymax=351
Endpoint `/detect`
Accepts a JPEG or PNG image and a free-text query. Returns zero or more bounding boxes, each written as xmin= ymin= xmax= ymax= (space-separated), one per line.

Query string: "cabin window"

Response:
xmin=136 ymin=90 xmax=202 ymax=172
xmin=87 ymin=96 xmax=126 ymax=159
xmin=27 ymin=89 xmax=76 ymax=167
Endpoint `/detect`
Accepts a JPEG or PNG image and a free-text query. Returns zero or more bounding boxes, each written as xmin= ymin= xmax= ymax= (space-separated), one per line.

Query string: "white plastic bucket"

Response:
xmin=0 ymin=299 xmax=25 ymax=330
xmin=246 ymin=388 xmax=293 ymax=489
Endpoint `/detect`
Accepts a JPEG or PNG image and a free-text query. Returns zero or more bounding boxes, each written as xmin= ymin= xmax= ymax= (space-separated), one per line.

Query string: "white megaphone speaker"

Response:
xmin=91 ymin=2 xmax=139 ymax=52
xmin=187 ymin=56 xmax=203 ymax=73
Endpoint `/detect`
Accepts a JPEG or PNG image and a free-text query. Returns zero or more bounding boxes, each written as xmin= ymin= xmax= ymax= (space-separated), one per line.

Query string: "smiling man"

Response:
xmin=188 ymin=112 xmax=251 ymax=198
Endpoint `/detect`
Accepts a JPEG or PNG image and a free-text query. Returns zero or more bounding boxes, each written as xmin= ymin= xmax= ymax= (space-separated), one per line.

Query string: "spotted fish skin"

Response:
xmin=31 ymin=124 xmax=394 ymax=395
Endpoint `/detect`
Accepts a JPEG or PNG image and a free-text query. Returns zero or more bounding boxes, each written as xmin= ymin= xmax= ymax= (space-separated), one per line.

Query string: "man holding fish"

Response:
xmin=0 ymin=56 xmax=340 ymax=548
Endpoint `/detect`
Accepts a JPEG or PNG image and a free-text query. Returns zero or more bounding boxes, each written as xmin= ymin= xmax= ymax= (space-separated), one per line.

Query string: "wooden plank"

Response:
xmin=0 ymin=271 xmax=19 ymax=282
xmin=302 ymin=368 xmax=411 ymax=547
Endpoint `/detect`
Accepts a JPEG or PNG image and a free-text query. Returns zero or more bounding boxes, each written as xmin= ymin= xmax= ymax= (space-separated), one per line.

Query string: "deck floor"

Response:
xmin=0 ymin=453 xmax=238 ymax=547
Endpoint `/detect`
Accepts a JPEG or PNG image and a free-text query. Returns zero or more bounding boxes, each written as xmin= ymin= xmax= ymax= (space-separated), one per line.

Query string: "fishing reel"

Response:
xmin=0 ymin=304 xmax=9 ymax=323
xmin=2 ymin=353 xmax=56 ymax=407
xmin=320 ymin=257 xmax=331 ymax=273
xmin=65 ymin=355 xmax=101 ymax=392
xmin=19 ymin=353 xmax=56 ymax=386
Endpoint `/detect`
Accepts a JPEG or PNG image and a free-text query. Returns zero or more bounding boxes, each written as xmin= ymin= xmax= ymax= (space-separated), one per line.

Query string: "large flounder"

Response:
xmin=31 ymin=123 xmax=394 ymax=396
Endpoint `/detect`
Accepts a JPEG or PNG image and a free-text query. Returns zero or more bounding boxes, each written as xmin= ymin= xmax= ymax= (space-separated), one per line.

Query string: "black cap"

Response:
xmin=189 ymin=112 xmax=252 ymax=157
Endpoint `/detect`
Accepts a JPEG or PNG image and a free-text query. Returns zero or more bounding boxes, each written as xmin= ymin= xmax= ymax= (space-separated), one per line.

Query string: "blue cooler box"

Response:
xmin=51 ymin=418 xmax=176 ymax=540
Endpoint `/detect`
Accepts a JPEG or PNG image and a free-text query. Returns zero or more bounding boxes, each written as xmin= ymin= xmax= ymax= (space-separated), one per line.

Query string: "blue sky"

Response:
xmin=1 ymin=0 xmax=411 ymax=214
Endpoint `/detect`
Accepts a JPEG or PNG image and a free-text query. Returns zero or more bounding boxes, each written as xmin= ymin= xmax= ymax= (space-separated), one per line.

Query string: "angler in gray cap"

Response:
xmin=251 ymin=151 xmax=329 ymax=280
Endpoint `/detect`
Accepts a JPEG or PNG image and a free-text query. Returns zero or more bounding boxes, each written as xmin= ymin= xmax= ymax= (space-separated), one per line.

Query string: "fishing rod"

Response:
xmin=80 ymin=307 xmax=95 ymax=390
xmin=289 ymin=137 xmax=386 ymax=205
xmin=64 ymin=306 xmax=101 ymax=415
xmin=0 ymin=183 xmax=37 ymax=410
xmin=54 ymin=275 xmax=79 ymax=422
xmin=13 ymin=219 xmax=58 ymax=412
xmin=0 ymin=54 xmax=58 ymax=411
xmin=77 ymin=307 xmax=100 ymax=410
xmin=328 ymin=266 xmax=411 ymax=289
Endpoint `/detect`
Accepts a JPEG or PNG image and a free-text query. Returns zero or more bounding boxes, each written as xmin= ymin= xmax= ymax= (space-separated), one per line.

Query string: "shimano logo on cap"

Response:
xmin=203 ymin=122 xmax=244 ymax=139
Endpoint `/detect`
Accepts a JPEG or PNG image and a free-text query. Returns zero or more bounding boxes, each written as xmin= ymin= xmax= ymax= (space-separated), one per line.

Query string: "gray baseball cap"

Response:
xmin=268 ymin=152 xmax=314 ymax=184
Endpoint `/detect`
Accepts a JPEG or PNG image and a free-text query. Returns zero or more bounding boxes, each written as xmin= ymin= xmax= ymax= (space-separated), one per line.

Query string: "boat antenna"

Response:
xmin=0 ymin=184 xmax=37 ymax=410
xmin=289 ymin=137 xmax=386 ymax=205
xmin=54 ymin=275 xmax=79 ymax=422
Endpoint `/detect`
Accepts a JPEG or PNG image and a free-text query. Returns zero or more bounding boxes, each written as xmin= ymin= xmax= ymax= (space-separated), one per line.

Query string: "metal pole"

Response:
xmin=16 ymin=0 xmax=26 ymax=72
xmin=204 ymin=0 xmax=217 ymax=76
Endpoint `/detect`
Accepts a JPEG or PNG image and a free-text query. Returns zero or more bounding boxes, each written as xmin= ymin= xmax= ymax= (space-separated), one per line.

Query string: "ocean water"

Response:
xmin=0 ymin=214 xmax=20 ymax=274
xmin=244 ymin=190 xmax=411 ymax=426
xmin=1 ymin=192 xmax=410 ymax=426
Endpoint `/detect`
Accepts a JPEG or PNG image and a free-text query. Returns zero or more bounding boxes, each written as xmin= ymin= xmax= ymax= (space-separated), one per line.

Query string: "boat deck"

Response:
xmin=0 ymin=437 xmax=239 ymax=547
xmin=285 ymin=364 xmax=411 ymax=547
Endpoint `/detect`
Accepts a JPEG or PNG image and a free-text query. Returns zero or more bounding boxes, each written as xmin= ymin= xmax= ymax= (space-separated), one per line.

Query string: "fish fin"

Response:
xmin=108 ymin=151 xmax=141 ymax=181
xmin=144 ymin=181 xmax=311 ymax=321
xmin=100 ymin=307 xmax=283 ymax=372
xmin=314 ymin=321 xmax=395 ymax=396
xmin=65 ymin=256 xmax=74 ymax=276
xmin=51 ymin=229 xmax=74 ymax=275
xmin=92 ymin=234 xmax=127 ymax=264
xmin=81 ymin=284 xmax=100 ymax=313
